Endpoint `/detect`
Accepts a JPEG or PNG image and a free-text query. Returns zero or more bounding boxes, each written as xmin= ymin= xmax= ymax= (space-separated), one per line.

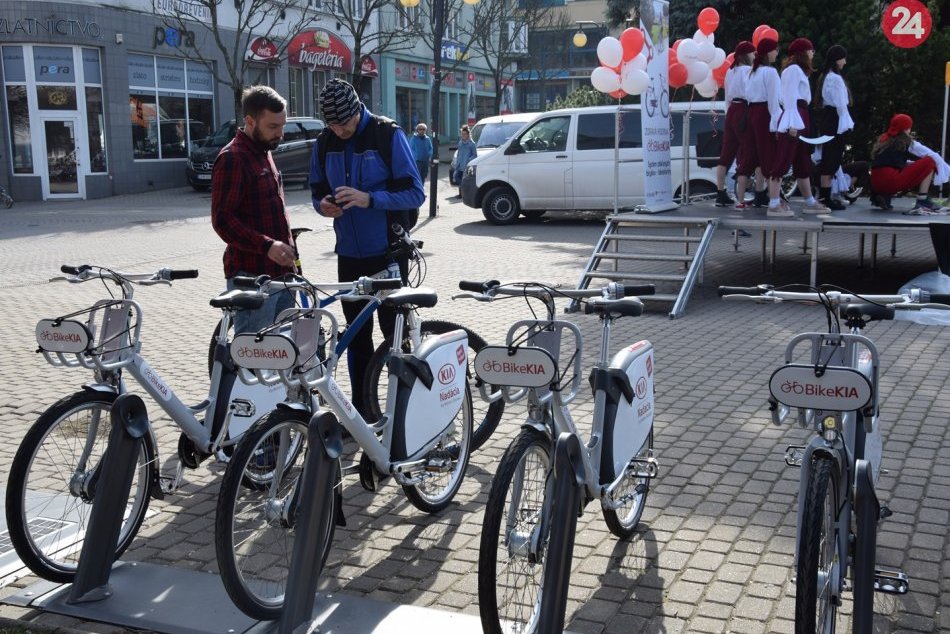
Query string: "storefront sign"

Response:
xmin=155 ymin=0 xmax=210 ymax=21
xmin=288 ymin=29 xmax=352 ymax=72
xmin=247 ymin=36 xmax=278 ymax=62
xmin=360 ymin=56 xmax=378 ymax=77
xmin=394 ymin=61 xmax=428 ymax=84
xmin=0 ymin=18 xmax=101 ymax=39
xmin=154 ymin=26 xmax=195 ymax=49
xmin=441 ymin=40 xmax=470 ymax=62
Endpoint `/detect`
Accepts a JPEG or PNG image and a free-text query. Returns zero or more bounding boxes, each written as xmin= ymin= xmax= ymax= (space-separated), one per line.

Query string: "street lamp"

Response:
xmin=399 ymin=0 xmax=478 ymax=218
xmin=572 ymin=21 xmax=600 ymax=48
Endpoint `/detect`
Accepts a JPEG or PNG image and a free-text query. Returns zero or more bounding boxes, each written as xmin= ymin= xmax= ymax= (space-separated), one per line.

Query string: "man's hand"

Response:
xmin=333 ymin=186 xmax=372 ymax=210
xmin=267 ymin=240 xmax=296 ymax=268
xmin=320 ymin=195 xmax=344 ymax=218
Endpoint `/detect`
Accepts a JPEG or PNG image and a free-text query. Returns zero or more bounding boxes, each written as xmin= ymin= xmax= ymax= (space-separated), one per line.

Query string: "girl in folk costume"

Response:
xmin=766 ymin=38 xmax=829 ymax=215
xmin=715 ymin=41 xmax=756 ymax=207
xmin=870 ymin=113 xmax=948 ymax=212
xmin=743 ymin=38 xmax=782 ymax=213
xmin=816 ymin=45 xmax=854 ymax=210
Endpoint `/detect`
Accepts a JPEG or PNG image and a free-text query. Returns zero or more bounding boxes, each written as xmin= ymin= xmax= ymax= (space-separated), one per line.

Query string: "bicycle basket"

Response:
xmin=36 ymin=299 xmax=141 ymax=370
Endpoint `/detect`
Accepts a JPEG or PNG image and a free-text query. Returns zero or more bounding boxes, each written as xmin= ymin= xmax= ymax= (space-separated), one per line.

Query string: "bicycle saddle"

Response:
xmin=209 ymin=290 xmax=265 ymax=310
xmin=381 ymin=287 xmax=438 ymax=309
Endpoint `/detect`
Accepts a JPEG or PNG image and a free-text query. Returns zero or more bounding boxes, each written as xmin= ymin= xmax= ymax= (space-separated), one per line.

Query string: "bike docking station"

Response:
xmin=4 ymin=397 xmax=488 ymax=633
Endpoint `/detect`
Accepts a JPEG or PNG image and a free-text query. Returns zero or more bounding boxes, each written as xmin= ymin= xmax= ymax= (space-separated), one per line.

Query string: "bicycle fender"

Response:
xmin=520 ymin=419 xmax=547 ymax=435
xmin=81 ymin=383 xmax=119 ymax=394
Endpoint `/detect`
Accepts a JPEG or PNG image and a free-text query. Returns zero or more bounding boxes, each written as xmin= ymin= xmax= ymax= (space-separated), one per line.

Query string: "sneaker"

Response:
xmin=870 ymin=193 xmax=893 ymax=210
xmin=734 ymin=202 xmax=749 ymax=210
xmin=913 ymin=198 xmax=940 ymax=211
xmin=753 ymin=190 xmax=770 ymax=208
xmin=767 ymin=204 xmax=794 ymax=217
xmin=715 ymin=190 xmax=736 ymax=207
xmin=802 ymin=201 xmax=831 ymax=214
xmin=820 ymin=197 xmax=846 ymax=211
xmin=844 ymin=186 xmax=863 ymax=203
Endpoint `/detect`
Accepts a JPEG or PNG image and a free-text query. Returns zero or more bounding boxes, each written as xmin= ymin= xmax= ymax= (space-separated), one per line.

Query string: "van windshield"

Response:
xmin=472 ymin=122 xmax=527 ymax=149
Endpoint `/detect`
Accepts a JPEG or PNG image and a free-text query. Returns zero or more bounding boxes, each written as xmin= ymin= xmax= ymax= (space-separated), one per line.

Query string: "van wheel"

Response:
xmin=521 ymin=210 xmax=546 ymax=221
xmin=482 ymin=187 xmax=520 ymax=225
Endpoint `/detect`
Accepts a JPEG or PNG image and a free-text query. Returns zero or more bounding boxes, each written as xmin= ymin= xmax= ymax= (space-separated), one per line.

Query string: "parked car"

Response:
xmin=459 ymin=102 xmax=726 ymax=224
xmin=449 ymin=113 xmax=537 ymax=185
xmin=185 ymin=117 xmax=325 ymax=191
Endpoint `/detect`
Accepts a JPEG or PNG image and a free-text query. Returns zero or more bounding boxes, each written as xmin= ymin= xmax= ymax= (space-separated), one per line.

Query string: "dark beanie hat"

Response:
xmin=319 ymin=79 xmax=362 ymax=125
xmin=756 ymin=38 xmax=778 ymax=56
xmin=788 ymin=37 xmax=814 ymax=55
xmin=826 ymin=44 xmax=847 ymax=63
xmin=735 ymin=41 xmax=755 ymax=56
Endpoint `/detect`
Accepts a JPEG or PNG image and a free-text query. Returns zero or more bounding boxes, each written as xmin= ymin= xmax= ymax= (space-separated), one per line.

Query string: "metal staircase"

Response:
xmin=570 ymin=214 xmax=719 ymax=319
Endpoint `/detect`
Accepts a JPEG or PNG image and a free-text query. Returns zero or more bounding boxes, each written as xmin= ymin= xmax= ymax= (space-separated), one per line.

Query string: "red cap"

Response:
xmin=788 ymin=38 xmax=814 ymax=55
xmin=735 ymin=41 xmax=755 ymax=56
xmin=756 ymin=38 xmax=778 ymax=56
xmin=880 ymin=113 xmax=913 ymax=141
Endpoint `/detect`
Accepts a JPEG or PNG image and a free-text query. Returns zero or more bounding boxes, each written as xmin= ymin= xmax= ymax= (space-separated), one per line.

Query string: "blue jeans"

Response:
xmin=226 ymin=274 xmax=296 ymax=334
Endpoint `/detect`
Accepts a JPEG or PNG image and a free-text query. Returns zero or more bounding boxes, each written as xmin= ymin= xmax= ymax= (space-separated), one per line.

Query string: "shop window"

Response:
xmin=289 ymin=67 xmax=305 ymax=117
xmin=130 ymin=92 xmax=159 ymax=159
xmin=82 ymin=49 xmax=101 ymax=84
xmin=188 ymin=95 xmax=214 ymax=149
xmin=37 ymin=85 xmax=78 ymax=110
xmin=159 ymin=92 xmax=188 ymax=158
xmin=86 ymin=87 xmax=107 ymax=173
xmin=399 ymin=5 xmax=418 ymax=28
xmin=2 ymin=46 xmax=26 ymax=82
xmin=5 ymin=85 xmax=32 ymax=173
xmin=33 ymin=47 xmax=75 ymax=84
xmin=311 ymin=70 xmax=327 ymax=114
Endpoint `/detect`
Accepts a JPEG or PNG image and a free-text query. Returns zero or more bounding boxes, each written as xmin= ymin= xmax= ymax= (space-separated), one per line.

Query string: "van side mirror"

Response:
xmin=505 ymin=140 xmax=524 ymax=155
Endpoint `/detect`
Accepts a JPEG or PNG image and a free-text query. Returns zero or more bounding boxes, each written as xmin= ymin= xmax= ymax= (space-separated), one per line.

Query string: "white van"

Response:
xmin=460 ymin=102 xmax=725 ymax=224
xmin=449 ymin=112 xmax=538 ymax=184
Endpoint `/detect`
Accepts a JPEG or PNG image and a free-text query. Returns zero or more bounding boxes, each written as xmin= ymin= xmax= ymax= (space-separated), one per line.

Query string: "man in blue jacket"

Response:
xmin=309 ymin=79 xmax=425 ymax=416
xmin=409 ymin=122 xmax=432 ymax=184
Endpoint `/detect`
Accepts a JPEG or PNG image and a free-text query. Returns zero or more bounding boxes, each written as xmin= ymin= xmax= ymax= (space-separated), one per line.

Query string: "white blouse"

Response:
xmin=724 ymin=66 xmax=751 ymax=104
xmin=745 ymin=66 xmax=781 ymax=131
xmin=776 ymin=64 xmax=811 ymax=133
xmin=910 ymin=141 xmax=950 ymax=186
xmin=821 ymin=72 xmax=854 ymax=134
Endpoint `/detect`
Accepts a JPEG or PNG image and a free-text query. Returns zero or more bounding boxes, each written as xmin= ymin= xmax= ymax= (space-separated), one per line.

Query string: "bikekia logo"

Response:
xmin=780 ymin=380 xmax=860 ymax=399
xmin=39 ymin=330 xmax=82 ymax=343
xmin=481 ymin=359 xmax=549 ymax=375
xmin=438 ymin=363 xmax=456 ymax=385
xmin=236 ymin=345 xmax=289 ymax=360
xmin=143 ymin=363 xmax=171 ymax=400
xmin=328 ymin=378 xmax=354 ymax=418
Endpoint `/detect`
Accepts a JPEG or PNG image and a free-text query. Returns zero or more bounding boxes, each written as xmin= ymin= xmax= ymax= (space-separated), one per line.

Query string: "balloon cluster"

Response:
xmin=589 ymin=27 xmax=648 ymax=99
xmin=668 ymin=7 xmax=729 ymax=98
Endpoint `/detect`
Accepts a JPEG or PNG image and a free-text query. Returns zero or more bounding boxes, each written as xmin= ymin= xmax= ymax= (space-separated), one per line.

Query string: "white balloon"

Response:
xmin=696 ymin=41 xmax=716 ymax=64
xmin=591 ymin=66 xmax=621 ymax=93
xmin=693 ymin=29 xmax=714 ymax=44
xmin=629 ymin=53 xmax=648 ymax=72
xmin=621 ymin=68 xmax=650 ymax=96
xmin=677 ymin=38 xmax=699 ymax=62
xmin=695 ymin=74 xmax=720 ymax=98
xmin=686 ymin=61 xmax=710 ymax=85
xmin=710 ymin=47 xmax=727 ymax=69
xmin=596 ymin=37 xmax=624 ymax=69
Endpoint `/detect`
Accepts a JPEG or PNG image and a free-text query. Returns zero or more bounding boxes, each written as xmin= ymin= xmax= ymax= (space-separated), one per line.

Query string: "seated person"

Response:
xmin=869 ymin=113 xmax=949 ymax=212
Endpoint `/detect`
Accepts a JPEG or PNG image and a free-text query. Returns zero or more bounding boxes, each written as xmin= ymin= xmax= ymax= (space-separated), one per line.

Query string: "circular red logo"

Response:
xmin=881 ymin=0 xmax=932 ymax=48
xmin=438 ymin=363 xmax=456 ymax=385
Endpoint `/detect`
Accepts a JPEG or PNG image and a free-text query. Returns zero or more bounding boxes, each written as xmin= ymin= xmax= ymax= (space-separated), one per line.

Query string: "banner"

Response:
xmin=639 ymin=0 xmax=675 ymax=212
xmin=467 ymin=72 xmax=477 ymax=124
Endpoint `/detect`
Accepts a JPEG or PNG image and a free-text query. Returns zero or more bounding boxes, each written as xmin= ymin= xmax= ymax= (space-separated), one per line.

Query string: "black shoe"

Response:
xmin=715 ymin=189 xmax=735 ymax=207
xmin=821 ymin=197 xmax=846 ymax=211
xmin=753 ymin=190 xmax=769 ymax=208
xmin=870 ymin=193 xmax=893 ymax=210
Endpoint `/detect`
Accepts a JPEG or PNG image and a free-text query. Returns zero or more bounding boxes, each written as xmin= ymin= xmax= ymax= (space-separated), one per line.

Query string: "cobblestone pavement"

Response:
xmin=0 ymin=181 xmax=947 ymax=633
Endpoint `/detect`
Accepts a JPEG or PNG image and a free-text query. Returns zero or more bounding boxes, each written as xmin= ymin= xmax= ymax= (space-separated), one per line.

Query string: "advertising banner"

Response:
xmin=287 ymin=29 xmax=352 ymax=73
xmin=639 ymin=0 xmax=675 ymax=212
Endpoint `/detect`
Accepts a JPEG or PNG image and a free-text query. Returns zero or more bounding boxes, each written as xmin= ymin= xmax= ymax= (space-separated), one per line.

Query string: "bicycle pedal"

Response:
xmin=784 ymin=445 xmax=806 ymax=467
xmin=873 ymin=569 xmax=909 ymax=595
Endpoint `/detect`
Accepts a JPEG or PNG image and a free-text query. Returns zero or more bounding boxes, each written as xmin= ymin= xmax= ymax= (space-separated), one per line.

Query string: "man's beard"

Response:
xmin=252 ymin=127 xmax=281 ymax=151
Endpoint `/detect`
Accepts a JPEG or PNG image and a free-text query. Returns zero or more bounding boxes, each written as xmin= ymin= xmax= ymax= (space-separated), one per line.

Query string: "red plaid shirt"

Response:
xmin=211 ymin=130 xmax=293 ymax=278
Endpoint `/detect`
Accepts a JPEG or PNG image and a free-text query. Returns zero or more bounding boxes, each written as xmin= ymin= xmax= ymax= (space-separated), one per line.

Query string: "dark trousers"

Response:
xmin=415 ymin=160 xmax=428 ymax=184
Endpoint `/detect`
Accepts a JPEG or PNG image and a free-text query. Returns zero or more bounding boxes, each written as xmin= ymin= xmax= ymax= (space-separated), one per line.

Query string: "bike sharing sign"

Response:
xmin=768 ymin=364 xmax=873 ymax=412
xmin=639 ymin=0 xmax=675 ymax=212
xmin=475 ymin=346 xmax=557 ymax=388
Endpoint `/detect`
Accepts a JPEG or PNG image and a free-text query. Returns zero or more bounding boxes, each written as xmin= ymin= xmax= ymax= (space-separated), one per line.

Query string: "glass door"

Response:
xmin=42 ymin=117 xmax=84 ymax=198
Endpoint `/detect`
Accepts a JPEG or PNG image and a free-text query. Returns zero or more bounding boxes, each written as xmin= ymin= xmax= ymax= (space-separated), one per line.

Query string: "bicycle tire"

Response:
xmin=363 ymin=320 xmax=504 ymax=451
xmin=215 ymin=409 xmax=337 ymax=621
xmin=478 ymin=427 xmax=552 ymax=634
xmin=601 ymin=428 xmax=652 ymax=538
xmin=5 ymin=390 xmax=154 ymax=583
xmin=795 ymin=454 xmax=840 ymax=633
xmin=402 ymin=384 xmax=473 ymax=513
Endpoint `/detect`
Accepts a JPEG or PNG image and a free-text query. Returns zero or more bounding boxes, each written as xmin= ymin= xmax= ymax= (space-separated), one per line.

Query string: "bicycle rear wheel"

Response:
xmin=5 ymin=390 xmax=154 ymax=583
xmin=601 ymin=429 xmax=651 ymax=538
xmin=403 ymin=385 xmax=473 ymax=513
xmin=795 ymin=454 xmax=840 ymax=633
xmin=363 ymin=320 xmax=505 ymax=451
xmin=215 ymin=409 xmax=337 ymax=621
xmin=478 ymin=427 xmax=552 ymax=634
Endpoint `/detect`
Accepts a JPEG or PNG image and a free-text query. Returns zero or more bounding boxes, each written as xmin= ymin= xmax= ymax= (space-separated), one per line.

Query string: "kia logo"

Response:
xmin=635 ymin=377 xmax=648 ymax=399
xmin=438 ymin=363 xmax=456 ymax=385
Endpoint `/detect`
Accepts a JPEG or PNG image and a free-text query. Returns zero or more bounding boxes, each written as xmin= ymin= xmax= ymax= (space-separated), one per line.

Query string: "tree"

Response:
xmin=548 ymin=87 xmax=614 ymax=110
xmin=332 ymin=0 xmax=419 ymax=88
xmin=154 ymin=0 xmax=322 ymax=121
xmin=513 ymin=12 xmax=578 ymax=111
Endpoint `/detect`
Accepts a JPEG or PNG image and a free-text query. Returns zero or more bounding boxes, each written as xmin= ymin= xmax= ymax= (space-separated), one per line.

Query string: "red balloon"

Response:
xmin=669 ymin=63 xmax=689 ymax=88
xmin=620 ymin=28 xmax=645 ymax=61
xmin=668 ymin=48 xmax=679 ymax=65
xmin=725 ymin=52 xmax=735 ymax=66
xmin=752 ymin=24 xmax=770 ymax=47
xmin=610 ymin=89 xmax=627 ymax=99
xmin=672 ymin=38 xmax=684 ymax=51
xmin=697 ymin=7 xmax=720 ymax=35
xmin=763 ymin=27 xmax=779 ymax=44
xmin=713 ymin=65 xmax=728 ymax=86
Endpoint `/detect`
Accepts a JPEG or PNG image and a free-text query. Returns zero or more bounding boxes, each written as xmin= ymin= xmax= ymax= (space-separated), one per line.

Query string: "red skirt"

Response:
xmin=870 ymin=156 xmax=937 ymax=195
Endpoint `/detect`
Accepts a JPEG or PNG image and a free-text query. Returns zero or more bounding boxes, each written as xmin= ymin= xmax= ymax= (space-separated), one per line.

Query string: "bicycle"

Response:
xmin=6 ymin=264 xmax=292 ymax=584
xmin=718 ymin=283 xmax=950 ymax=633
xmin=214 ymin=274 xmax=474 ymax=620
xmin=455 ymin=280 xmax=659 ymax=634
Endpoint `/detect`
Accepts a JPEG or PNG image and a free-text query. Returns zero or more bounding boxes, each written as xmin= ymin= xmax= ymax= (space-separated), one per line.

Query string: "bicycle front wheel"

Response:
xmin=363 ymin=320 xmax=505 ymax=452
xmin=478 ymin=427 xmax=552 ymax=634
xmin=215 ymin=409 xmax=337 ymax=621
xmin=5 ymin=390 xmax=154 ymax=583
xmin=795 ymin=454 xmax=840 ymax=633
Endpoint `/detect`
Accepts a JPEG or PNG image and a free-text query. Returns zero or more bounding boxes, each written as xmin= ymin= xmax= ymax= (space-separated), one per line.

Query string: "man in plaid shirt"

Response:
xmin=211 ymin=86 xmax=296 ymax=334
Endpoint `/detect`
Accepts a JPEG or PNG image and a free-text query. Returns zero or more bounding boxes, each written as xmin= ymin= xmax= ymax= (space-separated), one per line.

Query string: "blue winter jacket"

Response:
xmin=309 ymin=107 xmax=424 ymax=259
xmin=409 ymin=133 xmax=433 ymax=163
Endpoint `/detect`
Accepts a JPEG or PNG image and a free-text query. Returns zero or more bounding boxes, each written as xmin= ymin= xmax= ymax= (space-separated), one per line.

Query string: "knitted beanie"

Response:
xmin=788 ymin=38 xmax=814 ymax=55
xmin=756 ymin=38 xmax=778 ymax=56
xmin=319 ymin=79 xmax=362 ymax=125
xmin=735 ymin=41 xmax=755 ymax=56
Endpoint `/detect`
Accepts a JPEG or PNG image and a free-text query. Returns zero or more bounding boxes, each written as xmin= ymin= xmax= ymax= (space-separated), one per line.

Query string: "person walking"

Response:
xmin=745 ymin=38 xmax=785 ymax=215
xmin=816 ymin=45 xmax=854 ymax=211
xmin=211 ymin=85 xmax=296 ymax=334
xmin=766 ymin=38 xmax=829 ymax=215
xmin=308 ymin=79 xmax=425 ymax=417
xmin=715 ymin=40 xmax=755 ymax=207
xmin=410 ymin=122 xmax=433 ymax=184
xmin=453 ymin=125 xmax=477 ymax=195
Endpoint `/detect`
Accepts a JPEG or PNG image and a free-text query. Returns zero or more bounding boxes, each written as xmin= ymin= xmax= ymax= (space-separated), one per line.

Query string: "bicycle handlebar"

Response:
xmin=57 ymin=265 xmax=198 ymax=286
xmin=456 ymin=280 xmax=653 ymax=302
xmin=718 ymin=284 xmax=950 ymax=315
xmin=168 ymin=269 xmax=199 ymax=280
